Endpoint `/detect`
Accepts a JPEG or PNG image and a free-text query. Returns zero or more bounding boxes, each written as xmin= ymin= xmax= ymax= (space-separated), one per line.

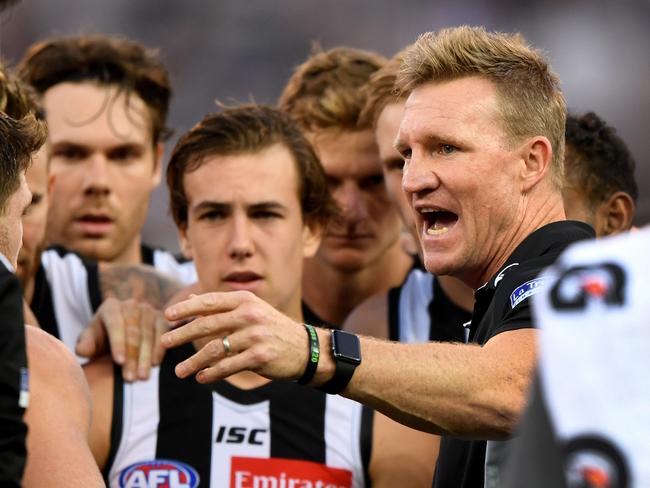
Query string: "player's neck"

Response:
xmin=474 ymin=195 xmax=566 ymax=289
xmin=107 ymin=236 xmax=144 ymax=266
xmin=302 ymin=243 xmax=412 ymax=326
xmin=437 ymin=275 xmax=475 ymax=312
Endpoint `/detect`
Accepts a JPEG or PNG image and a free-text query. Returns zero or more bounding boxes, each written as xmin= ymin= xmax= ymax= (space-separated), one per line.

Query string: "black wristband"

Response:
xmin=298 ymin=324 xmax=320 ymax=385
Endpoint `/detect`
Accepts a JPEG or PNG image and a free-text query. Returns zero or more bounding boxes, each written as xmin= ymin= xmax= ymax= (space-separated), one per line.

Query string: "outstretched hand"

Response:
xmin=76 ymin=297 xmax=170 ymax=381
xmin=161 ymin=291 xmax=310 ymax=384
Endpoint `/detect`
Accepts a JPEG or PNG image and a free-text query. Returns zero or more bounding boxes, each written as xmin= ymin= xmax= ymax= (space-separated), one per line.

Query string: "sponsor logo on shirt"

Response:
xmin=550 ymin=263 xmax=625 ymax=311
xmin=215 ymin=425 xmax=267 ymax=445
xmin=493 ymin=263 xmax=519 ymax=287
xmin=119 ymin=459 xmax=200 ymax=488
xmin=230 ymin=456 xmax=352 ymax=488
xmin=510 ymin=278 xmax=546 ymax=309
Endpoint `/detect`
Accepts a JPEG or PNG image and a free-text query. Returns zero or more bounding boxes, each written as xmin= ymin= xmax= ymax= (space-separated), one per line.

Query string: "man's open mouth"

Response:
xmin=420 ymin=208 xmax=459 ymax=236
xmin=78 ymin=215 xmax=113 ymax=224
xmin=224 ymin=271 xmax=263 ymax=283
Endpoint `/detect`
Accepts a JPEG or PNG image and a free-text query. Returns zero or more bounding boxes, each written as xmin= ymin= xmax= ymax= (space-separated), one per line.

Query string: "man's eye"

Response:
xmin=109 ymin=147 xmax=139 ymax=162
xmin=199 ymin=211 xmax=225 ymax=221
xmin=438 ymin=144 xmax=457 ymax=155
xmin=360 ymin=174 xmax=384 ymax=189
xmin=252 ymin=211 xmax=281 ymax=220
xmin=400 ymin=148 xmax=412 ymax=160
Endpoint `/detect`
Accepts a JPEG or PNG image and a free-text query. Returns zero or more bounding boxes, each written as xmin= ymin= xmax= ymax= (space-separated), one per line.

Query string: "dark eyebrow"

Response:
xmin=248 ymin=202 xmax=288 ymax=214
xmin=191 ymin=201 xmax=288 ymax=214
xmin=50 ymin=141 xmax=89 ymax=152
xmin=107 ymin=142 xmax=145 ymax=152
xmin=191 ymin=201 xmax=230 ymax=214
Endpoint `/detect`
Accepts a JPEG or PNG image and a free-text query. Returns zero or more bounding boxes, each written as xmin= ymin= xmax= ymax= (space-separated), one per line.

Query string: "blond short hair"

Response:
xmin=397 ymin=26 xmax=566 ymax=188
xmin=359 ymin=48 xmax=409 ymax=128
xmin=279 ymin=46 xmax=386 ymax=132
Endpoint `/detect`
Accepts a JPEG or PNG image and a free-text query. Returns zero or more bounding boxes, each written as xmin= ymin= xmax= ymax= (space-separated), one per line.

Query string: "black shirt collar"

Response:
xmin=476 ymin=220 xmax=595 ymax=297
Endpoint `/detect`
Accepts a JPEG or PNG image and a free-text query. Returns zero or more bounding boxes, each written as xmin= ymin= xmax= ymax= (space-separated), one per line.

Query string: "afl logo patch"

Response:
xmin=563 ymin=435 xmax=629 ymax=488
xmin=119 ymin=459 xmax=200 ymax=488
xmin=550 ymin=263 xmax=625 ymax=311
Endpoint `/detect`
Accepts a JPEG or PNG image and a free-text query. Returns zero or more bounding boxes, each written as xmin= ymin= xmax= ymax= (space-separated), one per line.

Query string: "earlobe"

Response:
xmin=47 ymin=174 xmax=56 ymax=197
xmin=152 ymin=142 xmax=164 ymax=186
xmin=302 ymin=224 xmax=322 ymax=258
xmin=520 ymin=137 xmax=553 ymax=193
xmin=178 ymin=224 xmax=194 ymax=260
xmin=596 ymin=192 xmax=635 ymax=237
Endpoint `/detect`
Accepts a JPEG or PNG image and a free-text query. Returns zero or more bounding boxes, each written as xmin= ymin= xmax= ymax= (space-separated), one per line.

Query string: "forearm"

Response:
xmin=99 ymin=263 xmax=182 ymax=308
xmin=313 ymin=329 xmax=536 ymax=439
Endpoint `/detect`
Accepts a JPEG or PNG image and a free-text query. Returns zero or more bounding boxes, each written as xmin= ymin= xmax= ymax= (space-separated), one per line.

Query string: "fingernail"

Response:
xmin=167 ymin=307 xmax=177 ymax=319
xmin=115 ymin=353 xmax=125 ymax=364
xmin=161 ymin=333 xmax=172 ymax=346
xmin=138 ymin=367 xmax=148 ymax=379
xmin=124 ymin=370 xmax=135 ymax=382
xmin=175 ymin=364 xmax=186 ymax=378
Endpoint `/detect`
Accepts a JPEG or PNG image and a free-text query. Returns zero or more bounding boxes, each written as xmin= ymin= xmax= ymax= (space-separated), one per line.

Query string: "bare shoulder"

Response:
xmin=26 ymin=325 xmax=88 ymax=394
xmin=342 ymin=292 xmax=389 ymax=339
xmin=23 ymin=326 xmax=105 ymax=487
xmin=370 ymin=410 xmax=437 ymax=487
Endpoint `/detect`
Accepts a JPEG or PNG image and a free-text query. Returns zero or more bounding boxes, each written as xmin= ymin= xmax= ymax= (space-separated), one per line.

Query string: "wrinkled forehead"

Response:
xmin=42 ymin=81 xmax=153 ymax=145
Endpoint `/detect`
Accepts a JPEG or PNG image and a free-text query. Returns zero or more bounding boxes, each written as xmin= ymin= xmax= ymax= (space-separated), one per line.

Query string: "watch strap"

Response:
xmin=318 ymin=330 xmax=360 ymax=395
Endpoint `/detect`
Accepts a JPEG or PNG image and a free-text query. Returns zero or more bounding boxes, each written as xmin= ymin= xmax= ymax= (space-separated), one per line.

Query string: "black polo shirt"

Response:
xmin=432 ymin=220 xmax=595 ymax=488
xmin=0 ymin=261 xmax=28 ymax=487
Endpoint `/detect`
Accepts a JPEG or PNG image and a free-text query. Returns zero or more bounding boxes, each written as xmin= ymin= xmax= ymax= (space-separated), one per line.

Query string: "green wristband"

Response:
xmin=298 ymin=323 xmax=320 ymax=385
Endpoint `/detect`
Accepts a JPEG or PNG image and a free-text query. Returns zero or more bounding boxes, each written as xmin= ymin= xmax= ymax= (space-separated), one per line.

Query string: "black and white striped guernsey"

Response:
xmin=30 ymin=245 xmax=197 ymax=359
xmin=106 ymin=343 xmax=373 ymax=488
xmin=30 ymin=247 xmax=102 ymax=355
xmin=387 ymin=267 xmax=470 ymax=343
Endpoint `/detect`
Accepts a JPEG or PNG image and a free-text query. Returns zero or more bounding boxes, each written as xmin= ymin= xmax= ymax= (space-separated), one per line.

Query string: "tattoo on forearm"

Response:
xmin=99 ymin=264 xmax=182 ymax=309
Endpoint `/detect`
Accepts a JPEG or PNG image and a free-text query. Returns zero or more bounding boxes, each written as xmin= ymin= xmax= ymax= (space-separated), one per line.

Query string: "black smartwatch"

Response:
xmin=318 ymin=330 xmax=361 ymax=394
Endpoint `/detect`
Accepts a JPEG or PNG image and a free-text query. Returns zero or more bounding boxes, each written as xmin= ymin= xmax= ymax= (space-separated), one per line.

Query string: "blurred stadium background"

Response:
xmin=1 ymin=0 xmax=647 ymax=252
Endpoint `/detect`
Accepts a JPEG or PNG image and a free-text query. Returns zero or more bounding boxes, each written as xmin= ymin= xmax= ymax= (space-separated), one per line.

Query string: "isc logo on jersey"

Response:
xmin=119 ymin=459 xmax=200 ymax=488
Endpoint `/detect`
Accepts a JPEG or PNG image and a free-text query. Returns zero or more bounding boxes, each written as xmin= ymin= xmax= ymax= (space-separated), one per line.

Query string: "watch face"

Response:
xmin=332 ymin=330 xmax=361 ymax=364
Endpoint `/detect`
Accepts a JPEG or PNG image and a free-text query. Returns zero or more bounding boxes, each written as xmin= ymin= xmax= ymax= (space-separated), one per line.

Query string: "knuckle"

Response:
xmin=202 ymin=293 xmax=218 ymax=308
xmin=250 ymin=345 xmax=272 ymax=365
xmin=240 ymin=304 xmax=264 ymax=325
xmin=206 ymin=340 xmax=222 ymax=358
xmin=247 ymin=325 xmax=268 ymax=343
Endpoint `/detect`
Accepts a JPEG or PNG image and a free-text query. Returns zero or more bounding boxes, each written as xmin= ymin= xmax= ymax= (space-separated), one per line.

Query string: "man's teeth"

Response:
xmin=426 ymin=224 xmax=448 ymax=235
xmin=422 ymin=208 xmax=449 ymax=235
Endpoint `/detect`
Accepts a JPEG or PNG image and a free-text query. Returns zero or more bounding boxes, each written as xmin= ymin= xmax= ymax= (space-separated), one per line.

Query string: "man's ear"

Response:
xmin=152 ymin=142 xmax=164 ymax=186
xmin=302 ymin=223 xmax=322 ymax=259
xmin=519 ymin=136 xmax=553 ymax=193
xmin=178 ymin=223 xmax=194 ymax=260
xmin=47 ymin=173 xmax=55 ymax=197
xmin=594 ymin=191 xmax=635 ymax=237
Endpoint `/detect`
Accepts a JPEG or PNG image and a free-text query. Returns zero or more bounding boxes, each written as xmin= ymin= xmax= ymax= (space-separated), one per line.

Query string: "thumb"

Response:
xmin=75 ymin=315 xmax=108 ymax=359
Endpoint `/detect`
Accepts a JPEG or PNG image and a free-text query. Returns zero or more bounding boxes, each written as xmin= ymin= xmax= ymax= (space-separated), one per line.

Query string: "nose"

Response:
xmin=82 ymin=154 xmax=111 ymax=197
xmin=402 ymin=152 xmax=439 ymax=198
xmin=333 ymin=181 xmax=369 ymax=225
xmin=227 ymin=214 xmax=254 ymax=260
